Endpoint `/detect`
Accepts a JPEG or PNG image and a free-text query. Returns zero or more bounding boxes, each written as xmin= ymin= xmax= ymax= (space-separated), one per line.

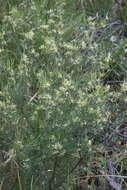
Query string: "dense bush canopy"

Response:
xmin=0 ymin=0 xmax=127 ymax=189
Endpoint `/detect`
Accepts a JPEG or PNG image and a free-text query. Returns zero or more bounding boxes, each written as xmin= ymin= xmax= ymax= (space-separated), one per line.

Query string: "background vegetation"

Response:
xmin=0 ymin=0 xmax=127 ymax=189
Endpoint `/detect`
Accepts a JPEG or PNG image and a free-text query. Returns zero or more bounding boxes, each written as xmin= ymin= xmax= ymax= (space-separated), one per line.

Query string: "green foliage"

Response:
xmin=0 ymin=0 xmax=127 ymax=189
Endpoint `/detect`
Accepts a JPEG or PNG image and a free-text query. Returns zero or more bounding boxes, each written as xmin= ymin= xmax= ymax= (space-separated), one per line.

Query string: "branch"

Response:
xmin=106 ymin=158 xmax=122 ymax=190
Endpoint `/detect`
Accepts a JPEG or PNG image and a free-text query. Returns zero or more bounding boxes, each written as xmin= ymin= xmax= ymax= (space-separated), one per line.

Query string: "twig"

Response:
xmin=28 ymin=91 xmax=38 ymax=104
xmin=73 ymin=174 xmax=127 ymax=180
xmin=106 ymin=158 xmax=122 ymax=190
xmin=0 ymin=151 xmax=13 ymax=167
xmin=107 ymin=20 xmax=121 ymax=27
xmin=70 ymin=157 xmax=83 ymax=173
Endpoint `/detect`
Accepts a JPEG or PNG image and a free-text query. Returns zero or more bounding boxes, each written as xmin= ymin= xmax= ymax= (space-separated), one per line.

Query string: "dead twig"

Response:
xmin=106 ymin=158 xmax=122 ymax=190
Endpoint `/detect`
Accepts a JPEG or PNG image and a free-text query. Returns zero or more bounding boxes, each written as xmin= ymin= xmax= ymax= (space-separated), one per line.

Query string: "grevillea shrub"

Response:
xmin=0 ymin=0 xmax=127 ymax=189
